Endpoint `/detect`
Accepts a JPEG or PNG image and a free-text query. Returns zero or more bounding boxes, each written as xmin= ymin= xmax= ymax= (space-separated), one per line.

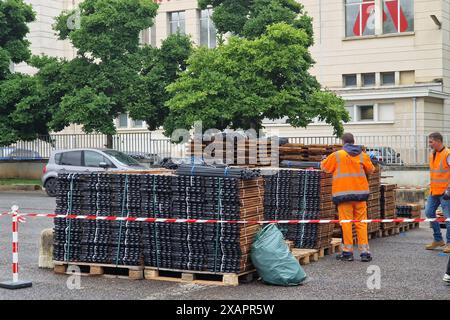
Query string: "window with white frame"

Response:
xmin=149 ymin=25 xmax=156 ymax=47
xmin=362 ymin=73 xmax=376 ymax=87
xmin=140 ymin=25 xmax=156 ymax=47
xmin=381 ymin=72 xmax=395 ymax=85
xmin=118 ymin=113 xmax=128 ymax=128
xmin=358 ymin=105 xmax=375 ymax=121
xmin=140 ymin=29 xmax=149 ymax=45
xmin=343 ymin=74 xmax=357 ymax=87
xmin=132 ymin=119 xmax=144 ymax=128
xmin=117 ymin=114 xmax=145 ymax=129
xmin=383 ymin=0 xmax=414 ymax=34
xmin=346 ymin=104 xmax=395 ymax=122
xmin=345 ymin=0 xmax=376 ymax=37
xmin=345 ymin=0 xmax=414 ymax=37
xmin=169 ymin=11 xmax=186 ymax=35
xmin=200 ymin=8 xmax=217 ymax=48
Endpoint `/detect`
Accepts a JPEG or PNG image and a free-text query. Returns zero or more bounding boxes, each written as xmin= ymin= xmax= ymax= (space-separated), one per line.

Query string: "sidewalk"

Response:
xmin=0 ymin=180 xmax=42 ymax=192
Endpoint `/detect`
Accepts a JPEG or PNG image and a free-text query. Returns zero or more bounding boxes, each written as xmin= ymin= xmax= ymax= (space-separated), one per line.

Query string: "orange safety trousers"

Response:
xmin=337 ymin=201 xmax=370 ymax=253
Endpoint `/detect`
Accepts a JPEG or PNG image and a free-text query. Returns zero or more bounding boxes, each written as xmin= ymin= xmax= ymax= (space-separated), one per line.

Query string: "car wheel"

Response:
xmin=44 ymin=178 xmax=58 ymax=197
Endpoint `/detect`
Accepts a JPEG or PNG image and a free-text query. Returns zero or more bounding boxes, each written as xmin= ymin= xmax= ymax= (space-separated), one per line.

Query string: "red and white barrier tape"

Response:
xmin=11 ymin=212 xmax=450 ymax=224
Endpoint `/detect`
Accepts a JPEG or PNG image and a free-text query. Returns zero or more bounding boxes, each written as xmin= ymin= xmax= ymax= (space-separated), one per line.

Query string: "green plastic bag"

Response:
xmin=251 ymin=224 xmax=307 ymax=286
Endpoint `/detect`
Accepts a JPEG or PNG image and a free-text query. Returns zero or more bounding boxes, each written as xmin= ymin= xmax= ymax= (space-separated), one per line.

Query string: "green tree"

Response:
xmin=50 ymin=0 xmax=160 ymax=137
xmin=198 ymin=0 xmax=313 ymax=44
xmin=127 ymin=34 xmax=193 ymax=131
xmin=165 ymin=23 xmax=348 ymax=137
xmin=0 ymin=0 xmax=35 ymax=79
xmin=47 ymin=0 xmax=192 ymax=142
xmin=0 ymin=0 xmax=44 ymax=146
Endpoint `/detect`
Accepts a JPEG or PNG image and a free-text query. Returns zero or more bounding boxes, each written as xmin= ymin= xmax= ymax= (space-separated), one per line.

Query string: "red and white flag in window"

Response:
xmin=353 ymin=0 xmax=409 ymax=36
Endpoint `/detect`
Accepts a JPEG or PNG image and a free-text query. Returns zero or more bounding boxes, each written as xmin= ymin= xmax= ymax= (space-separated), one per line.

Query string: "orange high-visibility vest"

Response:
xmin=429 ymin=147 xmax=450 ymax=195
xmin=321 ymin=149 xmax=374 ymax=204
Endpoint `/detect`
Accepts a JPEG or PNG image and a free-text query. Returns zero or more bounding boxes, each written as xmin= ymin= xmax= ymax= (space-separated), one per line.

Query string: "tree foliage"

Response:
xmin=0 ymin=0 xmax=42 ymax=146
xmin=165 ymin=23 xmax=348 ymax=137
xmin=198 ymin=0 xmax=313 ymax=44
xmin=47 ymin=0 xmax=159 ymax=135
xmin=0 ymin=0 xmax=35 ymax=80
xmin=44 ymin=0 xmax=193 ymax=135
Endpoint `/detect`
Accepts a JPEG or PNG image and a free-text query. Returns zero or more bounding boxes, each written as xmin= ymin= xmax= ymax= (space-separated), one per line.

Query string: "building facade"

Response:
xmin=16 ymin=0 xmax=450 ymax=139
xmin=267 ymin=0 xmax=450 ymax=139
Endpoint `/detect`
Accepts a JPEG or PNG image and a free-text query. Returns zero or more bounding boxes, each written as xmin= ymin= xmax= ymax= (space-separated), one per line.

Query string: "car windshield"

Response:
xmin=103 ymin=150 xmax=141 ymax=166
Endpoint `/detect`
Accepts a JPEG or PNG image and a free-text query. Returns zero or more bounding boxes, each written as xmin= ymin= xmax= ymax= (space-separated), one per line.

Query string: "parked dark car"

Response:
xmin=0 ymin=147 xmax=41 ymax=160
xmin=124 ymin=152 xmax=161 ymax=165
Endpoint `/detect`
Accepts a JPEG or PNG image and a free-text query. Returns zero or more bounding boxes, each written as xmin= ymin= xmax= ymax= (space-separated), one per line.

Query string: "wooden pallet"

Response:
xmin=408 ymin=222 xmax=420 ymax=230
xmin=397 ymin=222 xmax=420 ymax=233
xmin=318 ymin=238 xmax=342 ymax=258
xmin=53 ymin=261 xmax=144 ymax=280
xmin=144 ymin=267 xmax=256 ymax=286
xmin=285 ymin=240 xmax=294 ymax=252
xmin=292 ymin=248 xmax=319 ymax=265
xmin=381 ymin=227 xmax=400 ymax=237
xmin=368 ymin=229 xmax=383 ymax=240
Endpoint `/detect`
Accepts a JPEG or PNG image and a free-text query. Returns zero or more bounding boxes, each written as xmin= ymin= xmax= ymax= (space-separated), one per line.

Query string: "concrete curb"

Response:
xmin=0 ymin=185 xmax=42 ymax=192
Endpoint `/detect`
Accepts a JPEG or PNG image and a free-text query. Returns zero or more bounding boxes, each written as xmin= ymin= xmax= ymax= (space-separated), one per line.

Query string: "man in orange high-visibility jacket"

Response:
xmin=321 ymin=133 xmax=375 ymax=262
xmin=425 ymin=132 xmax=450 ymax=253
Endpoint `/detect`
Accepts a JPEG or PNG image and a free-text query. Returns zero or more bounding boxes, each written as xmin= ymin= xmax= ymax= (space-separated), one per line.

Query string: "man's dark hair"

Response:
xmin=429 ymin=132 xmax=443 ymax=143
xmin=341 ymin=133 xmax=355 ymax=144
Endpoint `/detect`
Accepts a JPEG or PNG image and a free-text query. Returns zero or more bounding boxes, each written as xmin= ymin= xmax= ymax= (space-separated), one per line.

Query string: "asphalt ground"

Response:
xmin=0 ymin=191 xmax=449 ymax=300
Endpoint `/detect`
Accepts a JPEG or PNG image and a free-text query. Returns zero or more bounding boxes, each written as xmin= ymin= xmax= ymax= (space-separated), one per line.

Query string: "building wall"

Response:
xmin=263 ymin=97 xmax=415 ymax=136
xmin=422 ymin=97 xmax=445 ymax=133
xmin=14 ymin=0 xmax=78 ymax=74
xmin=15 ymin=0 xmax=450 ymax=138
xmin=302 ymin=0 xmax=444 ymax=88
xmin=441 ymin=0 xmax=450 ymax=134
xmin=154 ymin=0 xmax=201 ymax=46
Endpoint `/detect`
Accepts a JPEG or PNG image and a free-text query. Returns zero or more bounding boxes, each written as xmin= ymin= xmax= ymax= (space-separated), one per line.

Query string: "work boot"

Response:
xmin=443 ymin=244 xmax=450 ymax=253
xmin=360 ymin=252 xmax=372 ymax=262
xmin=425 ymin=240 xmax=445 ymax=250
xmin=443 ymin=274 xmax=450 ymax=283
xmin=336 ymin=251 xmax=354 ymax=261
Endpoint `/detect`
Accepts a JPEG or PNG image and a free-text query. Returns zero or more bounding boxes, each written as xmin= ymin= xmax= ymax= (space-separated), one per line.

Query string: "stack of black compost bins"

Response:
xmin=53 ymin=166 xmax=263 ymax=274
xmin=262 ymin=168 xmax=335 ymax=249
xmin=144 ymin=166 xmax=263 ymax=273
xmin=53 ymin=173 xmax=144 ymax=266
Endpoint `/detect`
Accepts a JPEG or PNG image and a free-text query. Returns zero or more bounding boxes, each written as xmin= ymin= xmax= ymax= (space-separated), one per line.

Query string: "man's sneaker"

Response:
xmin=360 ymin=252 xmax=372 ymax=262
xmin=425 ymin=240 xmax=445 ymax=250
xmin=443 ymin=274 xmax=450 ymax=283
xmin=443 ymin=244 xmax=450 ymax=253
xmin=336 ymin=252 xmax=354 ymax=261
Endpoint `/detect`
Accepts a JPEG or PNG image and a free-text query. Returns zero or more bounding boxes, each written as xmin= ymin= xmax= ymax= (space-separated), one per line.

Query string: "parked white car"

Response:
xmin=41 ymin=148 xmax=145 ymax=196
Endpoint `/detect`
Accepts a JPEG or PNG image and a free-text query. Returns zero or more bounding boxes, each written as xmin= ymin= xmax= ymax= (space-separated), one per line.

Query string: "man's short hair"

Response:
xmin=341 ymin=133 xmax=355 ymax=144
xmin=429 ymin=132 xmax=443 ymax=142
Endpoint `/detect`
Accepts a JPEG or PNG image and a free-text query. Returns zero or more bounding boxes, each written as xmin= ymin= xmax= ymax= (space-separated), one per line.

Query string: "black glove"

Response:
xmin=444 ymin=187 xmax=450 ymax=200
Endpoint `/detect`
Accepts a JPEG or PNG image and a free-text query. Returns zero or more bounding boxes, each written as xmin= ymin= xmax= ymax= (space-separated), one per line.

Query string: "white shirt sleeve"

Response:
xmin=448 ymin=154 xmax=450 ymax=166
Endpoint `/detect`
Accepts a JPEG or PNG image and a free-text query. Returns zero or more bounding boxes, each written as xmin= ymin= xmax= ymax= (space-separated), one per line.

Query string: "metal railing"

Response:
xmin=288 ymin=135 xmax=450 ymax=166
xmin=0 ymin=132 xmax=186 ymax=160
xmin=2 ymin=133 xmax=449 ymax=166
